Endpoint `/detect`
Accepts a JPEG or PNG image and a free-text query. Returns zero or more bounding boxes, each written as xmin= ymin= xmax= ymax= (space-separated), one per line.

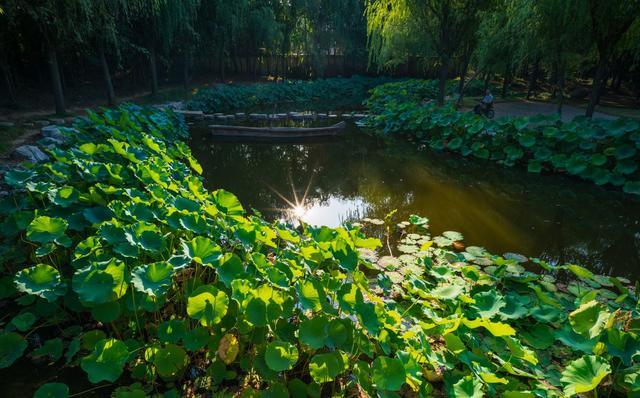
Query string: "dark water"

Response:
xmin=190 ymin=122 xmax=640 ymax=280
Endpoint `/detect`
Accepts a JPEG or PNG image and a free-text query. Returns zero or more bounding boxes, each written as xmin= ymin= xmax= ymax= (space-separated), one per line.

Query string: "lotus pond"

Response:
xmin=1 ymin=106 xmax=640 ymax=398
xmin=189 ymin=122 xmax=640 ymax=280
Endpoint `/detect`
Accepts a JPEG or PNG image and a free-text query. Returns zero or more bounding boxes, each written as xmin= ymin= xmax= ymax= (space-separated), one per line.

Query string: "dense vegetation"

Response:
xmin=366 ymin=80 xmax=640 ymax=195
xmin=187 ymin=75 xmax=391 ymax=113
xmin=0 ymin=106 xmax=639 ymax=397
xmin=1 ymin=0 xmax=640 ymax=117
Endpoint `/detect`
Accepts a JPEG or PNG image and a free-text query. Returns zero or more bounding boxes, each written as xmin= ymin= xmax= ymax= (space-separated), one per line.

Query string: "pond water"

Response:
xmin=190 ymin=122 xmax=640 ymax=280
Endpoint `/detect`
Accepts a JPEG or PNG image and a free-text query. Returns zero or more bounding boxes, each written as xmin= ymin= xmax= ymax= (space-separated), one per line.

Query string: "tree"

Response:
xmin=535 ymin=0 xmax=588 ymax=115
xmin=367 ymin=0 xmax=493 ymax=105
xmin=585 ymin=0 xmax=640 ymax=118
xmin=14 ymin=0 xmax=92 ymax=115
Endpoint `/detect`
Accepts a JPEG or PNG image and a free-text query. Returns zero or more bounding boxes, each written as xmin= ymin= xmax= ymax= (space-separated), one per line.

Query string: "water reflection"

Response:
xmin=189 ymin=124 xmax=640 ymax=280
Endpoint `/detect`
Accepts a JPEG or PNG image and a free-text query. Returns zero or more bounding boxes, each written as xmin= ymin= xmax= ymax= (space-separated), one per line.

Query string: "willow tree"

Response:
xmin=585 ymin=0 xmax=640 ymax=118
xmin=535 ymin=0 xmax=588 ymax=115
xmin=88 ymin=0 xmax=131 ymax=106
xmin=14 ymin=0 xmax=92 ymax=115
xmin=129 ymin=0 xmax=200 ymax=95
xmin=366 ymin=0 xmax=493 ymax=105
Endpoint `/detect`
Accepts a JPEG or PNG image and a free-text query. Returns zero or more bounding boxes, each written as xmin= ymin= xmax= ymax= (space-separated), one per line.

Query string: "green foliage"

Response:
xmin=366 ymin=80 xmax=640 ymax=194
xmin=1 ymin=104 xmax=639 ymax=397
xmin=188 ymin=76 xmax=392 ymax=113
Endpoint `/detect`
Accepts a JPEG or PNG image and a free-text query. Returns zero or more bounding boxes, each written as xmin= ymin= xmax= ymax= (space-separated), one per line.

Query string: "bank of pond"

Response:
xmin=0 ymin=104 xmax=638 ymax=397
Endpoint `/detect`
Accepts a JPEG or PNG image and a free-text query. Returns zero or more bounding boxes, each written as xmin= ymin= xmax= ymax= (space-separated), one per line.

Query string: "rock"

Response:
xmin=41 ymin=125 xmax=66 ymax=141
xmin=235 ymin=113 xmax=246 ymax=119
xmin=277 ymin=113 xmax=288 ymax=118
xmin=175 ymin=110 xmax=204 ymax=120
xmin=40 ymin=137 xmax=65 ymax=148
xmin=35 ymin=120 xmax=50 ymax=126
xmin=225 ymin=115 xmax=235 ymax=120
xmin=14 ymin=145 xmax=49 ymax=163
xmin=317 ymin=113 xmax=328 ymax=119
xmin=328 ymin=114 xmax=338 ymax=119
xmin=49 ymin=118 xmax=65 ymax=125
xmin=0 ymin=121 xmax=15 ymax=128
xmin=204 ymin=114 xmax=216 ymax=120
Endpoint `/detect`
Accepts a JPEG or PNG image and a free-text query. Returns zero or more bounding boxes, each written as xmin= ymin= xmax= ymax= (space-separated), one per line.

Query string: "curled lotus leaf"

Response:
xmin=131 ymin=262 xmax=174 ymax=297
xmin=560 ymin=355 xmax=611 ymax=396
xmin=14 ymin=264 xmax=66 ymax=302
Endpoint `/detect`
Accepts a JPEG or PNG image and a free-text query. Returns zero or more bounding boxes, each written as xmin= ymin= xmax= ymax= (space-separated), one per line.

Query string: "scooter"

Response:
xmin=473 ymin=102 xmax=495 ymax=119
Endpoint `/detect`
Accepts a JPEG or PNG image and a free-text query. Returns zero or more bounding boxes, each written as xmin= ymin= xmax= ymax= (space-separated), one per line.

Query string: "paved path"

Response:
xmin=492 ymin=100 xmax=616 ymax=121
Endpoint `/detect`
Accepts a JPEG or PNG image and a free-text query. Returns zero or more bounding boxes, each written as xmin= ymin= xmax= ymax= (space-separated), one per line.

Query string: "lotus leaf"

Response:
xmin=560 ymin=355 xmax=611 ymax=396
xmin=265 ymin=341 xmax=299 ymax=372
xmin=187 ymin=285 xmax=228 ymax=326
xmin=80 ymin=338 xmax=129 ymax=383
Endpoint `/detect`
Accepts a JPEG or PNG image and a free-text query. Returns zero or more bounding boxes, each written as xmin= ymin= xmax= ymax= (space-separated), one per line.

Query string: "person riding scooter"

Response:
xmin=474 ymin=89 xmax=495 ymax=118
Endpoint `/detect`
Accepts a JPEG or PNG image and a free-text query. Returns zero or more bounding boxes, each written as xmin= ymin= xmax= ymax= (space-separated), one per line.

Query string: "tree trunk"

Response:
xmin=586 ymin=59 xmax=606 ymax=118
xmin=501 ymin=64 xmax=511 ymax=98
xmin=47 ymin=43 xmax=65 ymax=115
xmin=437 ymin=56 xmax=449 ymax=106
xmin=527 ymin=59 xmax=540 ymax=100
xmin=483 ymin=73 xmax=491 ymax=91
xmin=557 ymin=62 xmax=565 ymax=116
xmin=98 ymin=45 xmax=116 ymax=106
xmin=149 ymin=45 xmax=159 ymax=96
xmin=183 ymin=50 xmax=190 ymax=91
xmin=456 ymin=59 xmax=469 ymax=109
xmin=0 ymin=49 xmax=17 ymax=106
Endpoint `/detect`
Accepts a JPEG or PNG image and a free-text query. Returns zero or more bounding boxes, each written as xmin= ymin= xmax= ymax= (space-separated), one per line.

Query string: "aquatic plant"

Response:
xmin=187 ymin=75 xmax=394 ymax=114
xmin=366 ymin=80 xmax=640 ymax=195
xmin=0 ymin=105 xmax=639 ymax=397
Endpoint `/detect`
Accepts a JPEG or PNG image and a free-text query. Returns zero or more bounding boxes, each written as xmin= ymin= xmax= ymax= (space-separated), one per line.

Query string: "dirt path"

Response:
xmin=492 ymin=100 xmax=617 ymax=121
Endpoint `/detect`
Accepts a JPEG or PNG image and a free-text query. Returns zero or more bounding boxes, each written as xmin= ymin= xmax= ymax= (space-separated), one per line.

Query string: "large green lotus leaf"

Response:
xmin=265 ymin=341 xmax=299 ymax=372
xmin=296 ymin=279 xmax=324 ymax=312
xmin=520 ymin=323 xmax=555 ymax=350
xmin=430 ymin=283 xmax=465 ymax=300
xmin=605 ymin=329 xmax=640 ymax=366
xmin=153 ymin=344 xmax=188 ymax=379
xmin=499 ymin=292 xmax=530 ymax=320
xmin=72 ymin=259 xmax=128 ymax=305
xmin=131 ymin=262 xmax=174 ymax=297
xmin=569 ymin=300 xmax=610 ymax=339
xmin=212 ymin=189 xmax=244 ymax=216
xmin=80 ymin=338 xmax=129 ymax=383
xmin=447 ymin=376 xmax=484 ymax=398
xmin=182 ymin=236 xmax=223 ymax=266
xmin=217 ymin=254 xmax=245 ymax=287
xmin=326 ymin=318 xmax=353 ymax=351
xmin=299 ymin=316 xmax=328 ymax=349
xmin=33 ymin=383 xmax=69 ymax=398
xmin=615 ymin=159 xmax=638 ymax=175
xmin=556 ymin=325 xmax=597 ymax=353
xmin=471 ymin=290 xmax=506 ymax=318
xmin=615 ymin=144 xmax=637 ymax=160
xmin=14 ymin=264 xmax=66 ymax=302
xmin=0 ymin=332 xmax=27 ymax=368
xmin=10 ymin=312 xmax=36 ymax=332
xmin=308 ymin=352 xmax=347 ymax=384
xmin=371 ymin=356 xmax=406 ymax=391
xmin=246 ymin=296 xmax=268 ymax=327
xmin=187 ymin=285 xmax=228 ymax=327
xmin=48 ymin=186 xmax=79 ymax=208
xmin=560 ymin=355 xmax=611 ymax=396
xmin=26 ymin=216 xmax=68 ymax=244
